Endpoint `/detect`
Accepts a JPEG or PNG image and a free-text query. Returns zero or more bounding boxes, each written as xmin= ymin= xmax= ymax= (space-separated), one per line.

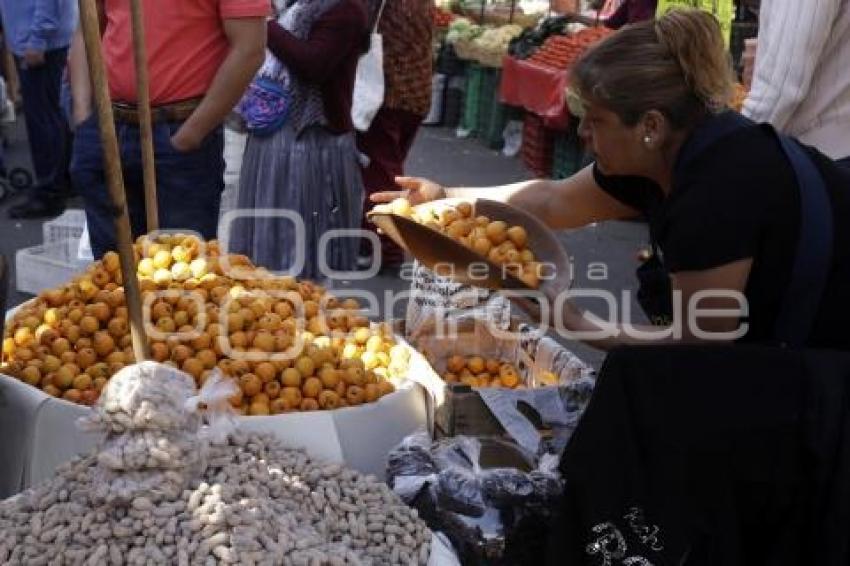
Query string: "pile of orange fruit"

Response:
xmin=373 ymin=198 xmax=545 ymax=288
xmin=1 ymin=234 xmax=409 ymax=414
xmin=441 ymin=355 xmax=560 ymax=389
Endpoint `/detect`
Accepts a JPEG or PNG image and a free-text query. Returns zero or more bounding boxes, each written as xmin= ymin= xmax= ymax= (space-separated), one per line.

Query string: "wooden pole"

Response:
xmin=0 ymin=255 xmax=8 ymax=344
xmin=129 ymin=0 xmax=159 ymax=232
xmin=78 ymin=0 xmax=151 ymax=361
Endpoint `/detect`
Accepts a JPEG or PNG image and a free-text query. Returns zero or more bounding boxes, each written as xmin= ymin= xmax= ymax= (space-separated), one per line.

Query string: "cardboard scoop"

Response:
xmin=368 ymin=198 xmax=571 ymax=297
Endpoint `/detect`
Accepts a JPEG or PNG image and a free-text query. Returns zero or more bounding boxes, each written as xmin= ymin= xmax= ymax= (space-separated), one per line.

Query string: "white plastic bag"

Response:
xmin=351 ymin=0 xmax=387 ymax=132
xmin=405 ymin=262 xmax=512 ymax=343
xmin=185 ymin=370 xmax=240 ymax=444
xmin=501 ymin=120 xmax=523 ymax=158
xmin=77 ymin=220 xmax=94 ymax=261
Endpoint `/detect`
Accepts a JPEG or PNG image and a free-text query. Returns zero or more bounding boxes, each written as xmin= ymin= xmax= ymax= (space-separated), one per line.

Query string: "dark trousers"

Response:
xmin=356 ymin=106 xmax=423 ymax=265
xmin=16 ymin=47 xmax=69 ymax=200
xmin=836 ymin=156 xmax=850 ymax=171
xmin=71 ymin=116 xmax=225 ymax=258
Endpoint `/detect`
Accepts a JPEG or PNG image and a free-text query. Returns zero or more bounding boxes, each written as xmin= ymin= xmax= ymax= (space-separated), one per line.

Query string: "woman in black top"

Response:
xmin=374 ymin=8 xmax=850 ymax=351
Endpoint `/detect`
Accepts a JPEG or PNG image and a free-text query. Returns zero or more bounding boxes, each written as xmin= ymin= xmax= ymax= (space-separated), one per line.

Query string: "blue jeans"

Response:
xmin=71 ymin=116 xmax=225 ymax=258
xmin=16 ymin=47 xmax=69 ymax=199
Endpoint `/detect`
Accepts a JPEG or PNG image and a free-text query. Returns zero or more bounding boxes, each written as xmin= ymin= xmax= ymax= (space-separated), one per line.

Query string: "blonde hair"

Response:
xmin=572 ymin=8 xmax=735 ymax=128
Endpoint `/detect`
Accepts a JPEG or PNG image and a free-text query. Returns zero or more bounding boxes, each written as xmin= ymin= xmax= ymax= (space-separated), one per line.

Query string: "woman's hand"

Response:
xmin=370 ymin=176 xmax=447 ymax=205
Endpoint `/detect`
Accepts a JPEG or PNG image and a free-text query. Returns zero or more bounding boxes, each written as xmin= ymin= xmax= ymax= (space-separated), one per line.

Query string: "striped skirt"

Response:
xmin=229 ymin=125 xmax=364 ymax=282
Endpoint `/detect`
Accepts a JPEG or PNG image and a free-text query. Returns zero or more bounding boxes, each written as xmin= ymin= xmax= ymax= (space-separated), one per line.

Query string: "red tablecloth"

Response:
xmin=499 ymin=55 xmax=571 ymax=130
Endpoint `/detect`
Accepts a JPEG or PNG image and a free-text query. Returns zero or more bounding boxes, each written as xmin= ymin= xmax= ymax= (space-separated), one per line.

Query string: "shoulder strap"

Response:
xmin=773 ymin=134 xmax=834 ymax=348
xmin=373 ymin=0 xmax=388 ymax=32
xmin=674 ymin=111 xmax=753 ymax=177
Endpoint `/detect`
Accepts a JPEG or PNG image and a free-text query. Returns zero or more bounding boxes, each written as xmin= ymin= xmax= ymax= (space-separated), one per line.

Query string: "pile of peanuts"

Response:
xmin=1 ymin=234 xmax=408 ymax=414
xmin=372 ymin=198 xmax=544 ymax=288
xmin=0 ymin=363 xmax=432 ymax=565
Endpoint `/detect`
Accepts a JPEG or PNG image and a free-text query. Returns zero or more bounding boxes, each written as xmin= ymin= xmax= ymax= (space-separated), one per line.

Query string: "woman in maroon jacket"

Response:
xmin=232 ymin=0 xmax=368 ymax=281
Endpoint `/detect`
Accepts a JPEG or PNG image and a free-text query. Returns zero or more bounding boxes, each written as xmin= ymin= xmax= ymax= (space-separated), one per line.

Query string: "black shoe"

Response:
xmin=8 ymin=197 xmax=66 ymax=220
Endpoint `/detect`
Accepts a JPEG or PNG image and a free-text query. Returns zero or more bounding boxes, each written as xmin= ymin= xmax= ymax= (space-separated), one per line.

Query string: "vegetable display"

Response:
xmin=433 ymin=6 xmax=456 ymax=28
xmin=527 ymin=27 xmax=612 ymax=70
xmin=446 ymin=17 xmax=484 ymax=44
xmin=472 ymin=24 xmax=524 ymax=55
xmin=507 ymin=15 xmax=573 ymax=59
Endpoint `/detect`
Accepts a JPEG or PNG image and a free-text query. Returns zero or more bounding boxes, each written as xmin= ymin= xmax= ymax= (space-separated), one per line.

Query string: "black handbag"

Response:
xmin=636 ymin=243 xmax=674 ymax=327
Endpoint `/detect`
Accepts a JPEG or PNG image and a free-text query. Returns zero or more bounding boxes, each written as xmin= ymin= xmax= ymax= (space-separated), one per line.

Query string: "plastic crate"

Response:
xmin=460 ymin=63 xmax=483 ymax=134
xmin=551 ymin=124 xmax=585 ymax=180
xmin=521 ymin=113 xmax=554 ymax=178
xmin=42 ymin=209 xmax=87 ymax=262
xmin=42 ymin=209 xmax=86 ymax=246
xmin=15 ymin=239 xmax=91 ymax=296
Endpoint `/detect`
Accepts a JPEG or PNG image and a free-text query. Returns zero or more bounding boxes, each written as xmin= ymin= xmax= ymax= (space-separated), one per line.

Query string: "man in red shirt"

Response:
xmin=70 ymin=0 xmax=269 ymax=258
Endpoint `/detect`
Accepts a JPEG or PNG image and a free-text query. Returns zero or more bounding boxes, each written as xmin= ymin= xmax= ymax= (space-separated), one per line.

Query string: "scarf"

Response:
xmin=270 ymin=0 xmax=343 ymax=135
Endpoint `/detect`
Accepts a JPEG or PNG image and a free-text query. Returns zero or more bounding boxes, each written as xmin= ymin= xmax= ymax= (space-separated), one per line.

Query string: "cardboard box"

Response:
xmin=410 ymin=317 xmax=594 ymax=454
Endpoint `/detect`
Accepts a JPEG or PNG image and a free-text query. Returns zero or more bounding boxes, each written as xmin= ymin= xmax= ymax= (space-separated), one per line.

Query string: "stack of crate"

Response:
xmin=520 ymin=113 xmax=555 ymax=178
xmin=476 ymin=67 xmax=515 ymax=150
xmin=551 ymin=122 xmax=585 ymax=180
xmin=15 ymin=209 xmax=90 ymax=295
xmin=459 ymin=63 xmax=483 ymax=135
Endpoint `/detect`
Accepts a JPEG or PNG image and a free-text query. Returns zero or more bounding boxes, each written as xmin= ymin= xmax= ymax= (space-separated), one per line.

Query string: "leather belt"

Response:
xmin=111 ymin=98 xmax=202 ymax=125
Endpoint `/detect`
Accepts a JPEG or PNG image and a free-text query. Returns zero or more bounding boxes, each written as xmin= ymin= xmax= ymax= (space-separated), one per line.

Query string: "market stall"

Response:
xmin=1 ymin=190 xmax=596 ymax=562
xmin=430 ymin=0 xmax=754 ymax=181
xmin=1 ymin=237 xmax=592 ymax=562
xmin=0 ymin=1 xmax=775 ymax=563
xmin=432 ymin=6 xmax=612 ymax=179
